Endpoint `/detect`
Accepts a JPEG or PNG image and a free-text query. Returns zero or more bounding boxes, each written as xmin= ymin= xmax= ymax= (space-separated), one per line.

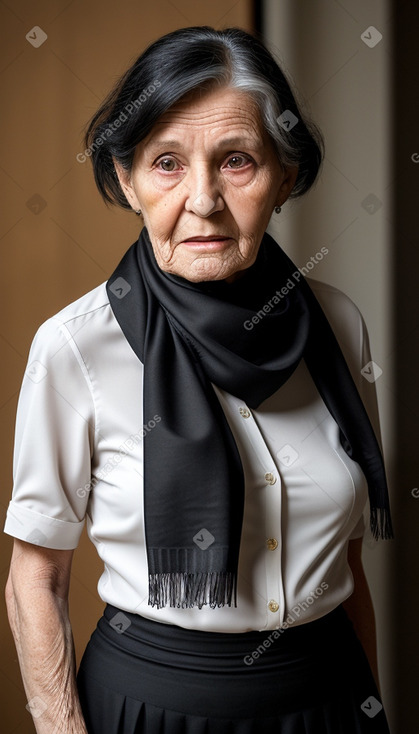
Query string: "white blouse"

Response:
xmin=4 ymin=276 xmax=383 ymax=633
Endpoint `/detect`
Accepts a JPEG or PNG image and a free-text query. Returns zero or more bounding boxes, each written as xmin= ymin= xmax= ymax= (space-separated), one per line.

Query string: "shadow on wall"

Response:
xmin=391 ymin=2 xmax=419 ymax=733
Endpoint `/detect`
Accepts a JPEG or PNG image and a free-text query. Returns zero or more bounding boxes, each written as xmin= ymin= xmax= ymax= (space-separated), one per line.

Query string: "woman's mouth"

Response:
xmin=181 ymin=236 xmax=233 ymax=251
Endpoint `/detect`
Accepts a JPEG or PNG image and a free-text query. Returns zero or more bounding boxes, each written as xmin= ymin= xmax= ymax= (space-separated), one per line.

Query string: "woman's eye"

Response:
xmin=157 ymin=158 xmax=179 ymax=172
xmin=226 ymin=154 xmax=250 ymax=169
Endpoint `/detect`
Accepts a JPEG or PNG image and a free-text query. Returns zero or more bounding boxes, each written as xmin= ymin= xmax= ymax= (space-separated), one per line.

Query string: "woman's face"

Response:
xmin=114 ymin=86 xmax=298 ymax=283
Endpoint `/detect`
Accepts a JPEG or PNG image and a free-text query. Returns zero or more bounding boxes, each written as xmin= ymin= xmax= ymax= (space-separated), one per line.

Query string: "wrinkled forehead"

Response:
xmin=142 ymin=86 xmax=271 ymax=150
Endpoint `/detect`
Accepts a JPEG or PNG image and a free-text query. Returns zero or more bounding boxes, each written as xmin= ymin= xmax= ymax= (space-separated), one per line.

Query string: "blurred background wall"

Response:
xmin=263 ymin=0 xmax=397 ymax=724
xmin=1 ymin=1 xmax=417 ymax=732
xmin=262 ymin=2 xmax=419 ymax=732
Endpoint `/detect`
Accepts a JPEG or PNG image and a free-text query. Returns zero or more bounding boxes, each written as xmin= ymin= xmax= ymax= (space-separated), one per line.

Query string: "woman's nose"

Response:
xmin=184 ymin=165 xmax=225 ymax=217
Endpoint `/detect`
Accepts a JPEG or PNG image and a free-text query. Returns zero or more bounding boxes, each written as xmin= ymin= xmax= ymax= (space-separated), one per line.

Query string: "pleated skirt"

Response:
xmin=76 ymin=603 xmax=390 ymax=734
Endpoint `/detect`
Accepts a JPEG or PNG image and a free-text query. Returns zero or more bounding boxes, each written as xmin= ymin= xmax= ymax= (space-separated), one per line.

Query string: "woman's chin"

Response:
xmin=167 ymin=255 xmax=243 ymax=283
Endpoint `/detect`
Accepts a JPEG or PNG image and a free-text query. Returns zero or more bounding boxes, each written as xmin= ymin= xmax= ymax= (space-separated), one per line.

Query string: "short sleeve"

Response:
xmin=3 ymin=317 xmax=95 ymax=550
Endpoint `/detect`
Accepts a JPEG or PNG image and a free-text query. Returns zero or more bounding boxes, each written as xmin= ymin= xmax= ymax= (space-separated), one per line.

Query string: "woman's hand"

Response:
xmin=5 ymin=539 xmax=88 ymax=733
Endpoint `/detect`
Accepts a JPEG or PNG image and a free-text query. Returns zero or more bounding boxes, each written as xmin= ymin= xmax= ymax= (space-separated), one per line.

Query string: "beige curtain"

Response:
xmin=263 ymin=0 xmax=397 ymax=730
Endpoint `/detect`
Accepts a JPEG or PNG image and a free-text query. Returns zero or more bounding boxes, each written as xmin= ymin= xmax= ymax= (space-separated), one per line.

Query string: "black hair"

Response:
xmin=83 ymin=26 xmax=324 ymax=208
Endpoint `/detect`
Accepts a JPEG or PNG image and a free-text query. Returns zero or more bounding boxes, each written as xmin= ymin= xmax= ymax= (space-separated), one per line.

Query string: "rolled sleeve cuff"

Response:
xmin=3 ymin=501 xmax=85 ymax=550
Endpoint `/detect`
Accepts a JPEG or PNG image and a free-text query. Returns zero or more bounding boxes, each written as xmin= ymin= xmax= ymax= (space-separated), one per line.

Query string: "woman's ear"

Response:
xmin=112 ymin=158 xmax=141 ymax=211
xmin=277 ymin=165 xmax=299 ymax=207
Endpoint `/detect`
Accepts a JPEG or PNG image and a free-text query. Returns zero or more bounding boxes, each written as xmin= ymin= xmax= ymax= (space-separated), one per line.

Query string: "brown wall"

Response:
xmin=0 ymin=2 xmax=253 ymax=732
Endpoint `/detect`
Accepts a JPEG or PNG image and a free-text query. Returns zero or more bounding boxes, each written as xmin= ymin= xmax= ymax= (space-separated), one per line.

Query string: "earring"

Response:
xmin=135 ymin=209 xmax=142 ymax=216
xmin=274 ymin=205 xmax=282 ymax=214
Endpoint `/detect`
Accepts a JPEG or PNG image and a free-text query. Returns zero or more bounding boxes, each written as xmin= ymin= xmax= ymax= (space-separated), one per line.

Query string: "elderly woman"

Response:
xmin=5 ymin=26 xmax=392 ymax=734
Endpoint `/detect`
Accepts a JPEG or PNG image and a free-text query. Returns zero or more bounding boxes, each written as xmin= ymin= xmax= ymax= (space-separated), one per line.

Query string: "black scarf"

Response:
xmin=106 ymin=227 xmax=393 ymax=610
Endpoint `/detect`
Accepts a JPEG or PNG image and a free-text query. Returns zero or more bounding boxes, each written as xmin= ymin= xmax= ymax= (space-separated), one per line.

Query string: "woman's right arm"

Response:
xmin=5 ymin=538 xmax=88 ymax=734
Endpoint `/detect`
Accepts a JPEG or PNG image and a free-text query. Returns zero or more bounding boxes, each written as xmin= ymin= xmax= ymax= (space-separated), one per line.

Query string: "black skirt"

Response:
xmin=76 ymin=603 xmax=390 ymax=733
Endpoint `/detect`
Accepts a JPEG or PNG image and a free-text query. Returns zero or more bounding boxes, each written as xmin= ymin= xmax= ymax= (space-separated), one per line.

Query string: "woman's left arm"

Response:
xmin=342 ymin=537 xmax=380 ymax=693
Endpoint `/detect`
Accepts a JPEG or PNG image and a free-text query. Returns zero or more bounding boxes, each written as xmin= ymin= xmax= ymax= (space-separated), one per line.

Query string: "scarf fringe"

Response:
xmin=370 ymin=506 xmax=394 ymax=541
xmin=148 ymin=571 xmax=237 ymax=609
